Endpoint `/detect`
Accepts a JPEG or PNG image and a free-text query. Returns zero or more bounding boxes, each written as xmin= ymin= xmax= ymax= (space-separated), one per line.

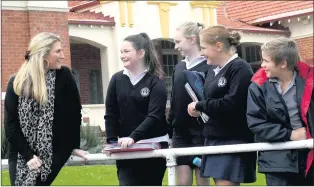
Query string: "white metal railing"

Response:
xmin=1 ymin=139 xmax=313 ymax=185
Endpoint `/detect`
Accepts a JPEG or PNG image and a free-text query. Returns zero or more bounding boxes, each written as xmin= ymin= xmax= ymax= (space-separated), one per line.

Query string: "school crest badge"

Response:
xmin=140 ymin=87 xmax=150 ymax=97
xmin=218 ymin=77 xmax=227 ymax=87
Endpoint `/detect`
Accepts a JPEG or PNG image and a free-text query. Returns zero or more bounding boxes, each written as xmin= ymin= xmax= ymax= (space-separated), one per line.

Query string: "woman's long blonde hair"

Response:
xmin=13 ymin=32 xmax=61 ymax=105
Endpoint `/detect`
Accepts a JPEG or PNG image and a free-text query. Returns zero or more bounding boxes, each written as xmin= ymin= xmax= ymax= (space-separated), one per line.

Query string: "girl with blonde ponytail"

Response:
xmin=187 ymin=25 xmax=257 ymax=185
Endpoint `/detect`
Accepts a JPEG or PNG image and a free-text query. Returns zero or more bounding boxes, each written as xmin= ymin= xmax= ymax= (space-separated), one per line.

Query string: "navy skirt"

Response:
xmin=200 ymin=138 xmax=257 ymax=183
xmin=172 ymin=126 xmax=204 ymax=167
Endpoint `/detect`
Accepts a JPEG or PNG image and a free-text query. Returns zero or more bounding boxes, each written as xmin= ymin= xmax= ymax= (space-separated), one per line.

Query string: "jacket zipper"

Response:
xmin=272 ymin=81 xmax=299 ymax=172
xmin=272 ymin=84 xmax=291 ymax=128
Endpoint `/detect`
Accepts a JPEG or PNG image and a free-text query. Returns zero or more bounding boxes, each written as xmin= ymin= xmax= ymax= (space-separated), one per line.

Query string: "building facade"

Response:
xmin=1 ymin=1 xmax=313 ymax=130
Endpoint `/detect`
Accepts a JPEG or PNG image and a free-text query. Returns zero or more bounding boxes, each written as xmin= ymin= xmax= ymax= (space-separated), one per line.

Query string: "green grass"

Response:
xmin=1 ymin=165 xmax=266 ymax=186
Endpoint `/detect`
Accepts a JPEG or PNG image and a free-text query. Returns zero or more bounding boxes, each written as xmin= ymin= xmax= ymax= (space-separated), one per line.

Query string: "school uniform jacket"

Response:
xmin=167 ymin=60 xmax=210 ymax=129
xmin=247 ymin=61 xmax=313 ymax=175
xmin=195 ymin=57 xmax=255 ymax=141
xmin=104 ymin=71 xmax=168 ymax=143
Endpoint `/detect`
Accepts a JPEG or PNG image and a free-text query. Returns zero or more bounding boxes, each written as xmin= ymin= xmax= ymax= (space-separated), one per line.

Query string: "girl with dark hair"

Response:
xmin=104 ymin=32 xmax=169 ymax=186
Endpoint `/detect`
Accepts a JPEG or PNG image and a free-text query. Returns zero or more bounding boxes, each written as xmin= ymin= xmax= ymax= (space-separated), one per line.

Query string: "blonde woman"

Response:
xmin=4 ymin=32 xmax=87 ymax=186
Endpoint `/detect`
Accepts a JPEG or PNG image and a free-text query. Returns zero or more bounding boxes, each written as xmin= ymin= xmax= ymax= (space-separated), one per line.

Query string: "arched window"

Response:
xmin=237 ymin=43 xmax=262 ymax=72
xmin=153 ymin=39 xmax=183 ymax=100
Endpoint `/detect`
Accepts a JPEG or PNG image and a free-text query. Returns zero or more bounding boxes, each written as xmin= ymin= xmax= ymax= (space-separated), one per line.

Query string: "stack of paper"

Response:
xmin=185 ymin=83 xmax=209 ymax=123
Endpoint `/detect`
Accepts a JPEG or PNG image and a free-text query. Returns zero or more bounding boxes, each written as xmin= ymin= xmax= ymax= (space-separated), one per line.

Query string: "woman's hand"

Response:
xmin=27 ymin=155 xmax=42 ymax=170
xmin=187 ymin=102 xmax=200 ymax=117
xmin=118 ymin=137 xmax=135 ymax=149
xmin=73 ymin=149 xmax=89 ymax=162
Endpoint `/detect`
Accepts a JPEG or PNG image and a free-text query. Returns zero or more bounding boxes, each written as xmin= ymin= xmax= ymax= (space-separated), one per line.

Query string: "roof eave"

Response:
xmin=251 ymin=8 xmax=313 ymax=25
xmin=68 ymin=20 xmax=115 ymax=26
xmin=227 ymin=27 xmax=290 ymax=36
xmin=70 ymin=1 xmax=100 ymax=12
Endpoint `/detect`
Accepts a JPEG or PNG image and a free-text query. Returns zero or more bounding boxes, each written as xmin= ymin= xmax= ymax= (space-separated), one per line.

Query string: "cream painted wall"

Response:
xmin=240 ymin=32 xmax=286 ymax=43
xmin=192 ymin=7 xmax=204 ymax=24
xmin=69 ymin=25 xmax=119 ymax=128
xmin=2 ymin=1 xmax=28 ymax=8
xmin=95 ymin=1 xmax=218 ymax=71
xmin=82 ymin=105 xmax=106 ymax=130
xmin=91 ymin=1 xmax=118 ymax=17
xmin=169 ymin=1 xmax=198 ymax=39
xmin=213 ymin=9 xmax=218 ymax=25
xmin=281 ymin=16 xmax=313 ymax=39
xmin=131 ymin=1 xmax=161 ymax=39
xmin=27 ymin=1 xmax=68 ymax=9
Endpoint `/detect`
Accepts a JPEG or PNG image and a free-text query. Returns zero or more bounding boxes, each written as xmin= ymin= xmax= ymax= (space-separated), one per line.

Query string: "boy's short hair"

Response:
xmin=261 ymin=37 xmax=300 ymax=71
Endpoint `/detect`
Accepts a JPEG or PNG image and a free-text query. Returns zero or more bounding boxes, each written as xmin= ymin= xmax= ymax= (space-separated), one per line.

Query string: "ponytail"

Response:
xmin=176 ymin=21 xmax=204 ymax=49
xmin=124 ymin=33 xmax=164 ymax=78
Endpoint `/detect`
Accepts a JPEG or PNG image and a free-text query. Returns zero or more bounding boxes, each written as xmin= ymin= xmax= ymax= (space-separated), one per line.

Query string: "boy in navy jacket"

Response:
xmin=247 ymin=37 xmax=313 ymax=185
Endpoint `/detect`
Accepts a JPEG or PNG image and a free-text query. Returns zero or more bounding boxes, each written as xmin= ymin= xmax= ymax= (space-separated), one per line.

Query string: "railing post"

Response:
xmin=165 ymin=153 xmax=177 ymax=186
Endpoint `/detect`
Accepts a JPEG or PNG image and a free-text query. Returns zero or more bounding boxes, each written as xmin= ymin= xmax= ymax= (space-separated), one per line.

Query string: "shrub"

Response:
xmin=80 ymin=123 xmax=104 ymax=153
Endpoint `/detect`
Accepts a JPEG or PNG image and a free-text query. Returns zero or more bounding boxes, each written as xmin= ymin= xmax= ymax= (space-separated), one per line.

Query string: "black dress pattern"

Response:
xmin=15 ymin=70 xmax=56 ymax=186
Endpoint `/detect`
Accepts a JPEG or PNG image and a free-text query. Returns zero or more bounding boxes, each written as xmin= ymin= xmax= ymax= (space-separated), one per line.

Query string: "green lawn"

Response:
xmin=1 ymin=165 xmax=266 ymax=186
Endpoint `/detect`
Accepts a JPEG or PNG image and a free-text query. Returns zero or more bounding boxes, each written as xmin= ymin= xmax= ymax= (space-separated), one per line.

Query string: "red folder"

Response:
xmin=103 ymin=142 xmax=161 ymax=154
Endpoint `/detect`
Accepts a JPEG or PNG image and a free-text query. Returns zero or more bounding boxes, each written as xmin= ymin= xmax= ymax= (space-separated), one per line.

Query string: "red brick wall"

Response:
xmin=1 ymin=10 xmax=70 ymax=122
xmin=70 ymin=44 xmax=102 ymax=104
xmin=2 ymin=10 xmax=30 ymax=91
xmin=295 ymin=36 xmax=313 ymax=66
xmin=28 ymin=11 xmax=71 ymax=68
xmin=2 ymin=10 xmax=70 ymax=91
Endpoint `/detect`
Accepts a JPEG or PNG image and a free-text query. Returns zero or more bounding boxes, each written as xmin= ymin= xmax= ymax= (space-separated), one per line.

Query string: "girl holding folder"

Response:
xmin=187 ymin=25 xmax=256 ymax=185
xmin=104 ymin=33 xmax=169 ymax=186
xmin=168 ymin=21 xmax=210 ymax=186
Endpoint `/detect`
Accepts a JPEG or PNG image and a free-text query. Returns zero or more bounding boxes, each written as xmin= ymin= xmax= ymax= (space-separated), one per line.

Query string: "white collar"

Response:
xmin=123 ymin=68 xmax=148 ymax=76
xmin=123 ymin=68 xmax=149 ymax=85
xmin=182 ymin=56 xmax=206 ymax=69
xmin=213 ymin=54 xmax=238 ymax=76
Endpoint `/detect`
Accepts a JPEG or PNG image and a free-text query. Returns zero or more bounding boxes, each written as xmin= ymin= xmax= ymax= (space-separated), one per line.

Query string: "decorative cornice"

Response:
xmin=99 ymin=1 xmax=113 ymax=5
xmin=147 ymin=1 xmax=178 ymax=6
xmin=2 ymin=6 xmax=69 ymax=12
xmin=147 ymin=2 xmax=178 ymax=38
xmin=119 ymin=1 xmax=126 ymax=27
xmin=190 ymin=1 xmax=221 ymax=26
xmin=190 ymin=1 xmax=221 ymax=8
xmin=127 ymin=1 xmax=135 ymax=27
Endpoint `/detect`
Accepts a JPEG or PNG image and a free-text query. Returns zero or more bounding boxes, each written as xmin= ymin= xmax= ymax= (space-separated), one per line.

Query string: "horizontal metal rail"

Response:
xmin=1 ymin=139 xmax=313 ymax=185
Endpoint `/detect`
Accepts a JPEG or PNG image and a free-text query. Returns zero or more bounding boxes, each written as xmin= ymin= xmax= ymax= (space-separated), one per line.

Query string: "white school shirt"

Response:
xmin=182 ymin=56 xmax=207 ymax=70
xmin=213 ymin=54 xmax=238 ymax=76
xmin=123 ymin=68 xmax=149 ymax=85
